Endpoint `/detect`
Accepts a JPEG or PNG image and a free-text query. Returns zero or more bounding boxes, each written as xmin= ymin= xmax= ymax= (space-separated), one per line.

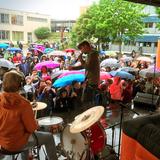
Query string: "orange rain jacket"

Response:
xmin=0 ymin=92 xmax=38 ymax=152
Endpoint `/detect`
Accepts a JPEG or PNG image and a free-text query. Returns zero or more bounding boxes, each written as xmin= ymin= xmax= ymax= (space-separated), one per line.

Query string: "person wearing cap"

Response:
xmin=0 ymin=71 xmax=58 ymax=160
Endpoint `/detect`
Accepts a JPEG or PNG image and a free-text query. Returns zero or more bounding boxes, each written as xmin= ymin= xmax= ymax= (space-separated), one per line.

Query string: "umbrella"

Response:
xmin=29 ymin=48 xmax=43 ymax=53
xmin=136 ymin=56 xmax=153 ymax=63
xmin=100 ymin=58 xmax=120 ymax=68
xmin=110 ymin=70 xmax=135 ymax=80
xmin=48 ymin=50 xmax=66 ymax=56
xmin=139 ymin=66 xmax=160 ymax=78
xmin=53 ymin=74 xmax=85 ymax=88
xmin=65 ymin=48 xmax=76 ymax=53
xmin=6 ymin=47 xmax=22 ymax=52
xmin=58 ymin=70 xmax=85 ymax=78
xmin=100 ymin=72 xmax=112 ymax=80
xmin=118 ymin=67 xmax=139 ymax=73
xmin=44 ymin=48 xmax=54 ymax=54
xmin=34 ymin=61 xmax=60 ymax=70
xmin=0 ymin=43 xmax=9 ymax=49
xmin=99 ymin=50 xmax=106 ymax=55
xmin=35 ymin=44 xmax=45 ymax=52
xmin=0 ymin=58 xmax=15 ymax=69
xmin=120 ymin=56 xmax=133 ymax=62
xmin=51 ymin=70 xmax=68 ymax=79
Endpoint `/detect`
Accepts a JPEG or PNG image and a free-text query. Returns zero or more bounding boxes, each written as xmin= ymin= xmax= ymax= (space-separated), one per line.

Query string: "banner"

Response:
xmin=156 ymin=40 xmax=160 ymax=70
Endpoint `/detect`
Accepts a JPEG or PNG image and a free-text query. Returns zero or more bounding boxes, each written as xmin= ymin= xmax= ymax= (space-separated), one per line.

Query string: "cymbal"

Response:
xmin=70 ymin=106 xmax=104 ymax=133
xmin=31 ymin=102 xmax=47 ymax=111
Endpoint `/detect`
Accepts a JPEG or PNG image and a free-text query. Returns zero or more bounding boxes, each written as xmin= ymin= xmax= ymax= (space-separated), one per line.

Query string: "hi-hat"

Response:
xmin=70 ymin=106 xmax=104 ymax=133
xmin=31 ymin=102 xmax=47 ymax=111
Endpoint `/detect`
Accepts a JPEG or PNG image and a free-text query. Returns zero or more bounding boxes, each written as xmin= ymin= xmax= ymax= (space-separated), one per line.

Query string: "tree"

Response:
xmin=34 ymin=27 xmax=51 ymax=40
xmin=70 ymin=0 xmax=146 ymax=52
xmin=155 ymin=7 xmax=160 ymax=29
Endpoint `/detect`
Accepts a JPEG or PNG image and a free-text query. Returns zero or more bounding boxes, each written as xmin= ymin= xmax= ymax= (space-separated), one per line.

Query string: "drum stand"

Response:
xmin=117 ymin=103 xmax=140 ymax=159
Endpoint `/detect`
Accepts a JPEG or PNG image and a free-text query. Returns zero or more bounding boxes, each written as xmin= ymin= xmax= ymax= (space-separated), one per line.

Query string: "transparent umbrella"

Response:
xmin=100 ymin=58 xmax=120 ymax=68
xmin=0 ymin=58 xmax=15 ymax=69
xmin=139 ymin=66 xmax=160 ymax=78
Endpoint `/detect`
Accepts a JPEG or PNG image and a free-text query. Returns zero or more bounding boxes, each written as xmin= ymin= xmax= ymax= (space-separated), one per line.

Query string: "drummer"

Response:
xmin=0 ymin=71 xmax=58 ymax=160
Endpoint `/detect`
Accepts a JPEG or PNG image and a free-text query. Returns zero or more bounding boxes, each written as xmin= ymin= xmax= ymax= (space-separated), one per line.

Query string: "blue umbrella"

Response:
xmin=118 ymin=67 xmax=139 ymax=73
xmin=110 ymin=70 xmax=135 ymax=80
xmin=53 ymin=74 xmax=85 ymax=88
xmin=99 ymin=50 xmax=106 ymax=55
xmin=44 ymin=48 xmax=54 ymax=53
xmin=7 ymin=47 xmax=22 ymax=52
xmin=0 ymin=43 xmax=9 ymax=49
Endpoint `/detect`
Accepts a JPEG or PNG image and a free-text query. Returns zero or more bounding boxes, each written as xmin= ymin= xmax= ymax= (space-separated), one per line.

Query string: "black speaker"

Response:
xmin=133 ymin=92 xmax=160 ymax=111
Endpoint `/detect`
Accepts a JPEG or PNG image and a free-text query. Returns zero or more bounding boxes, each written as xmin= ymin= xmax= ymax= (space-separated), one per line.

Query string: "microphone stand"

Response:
xmin=117 ymin=102 xmax=140 ymax=159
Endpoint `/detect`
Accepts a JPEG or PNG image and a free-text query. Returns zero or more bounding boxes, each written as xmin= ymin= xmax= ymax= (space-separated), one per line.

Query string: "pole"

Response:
xmin=117 ymin=102 xmax=140 ymax=159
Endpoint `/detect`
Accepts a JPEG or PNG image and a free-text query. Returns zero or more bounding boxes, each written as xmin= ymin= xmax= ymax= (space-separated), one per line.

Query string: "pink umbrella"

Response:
xmin=100 ymin=72 xmax=112 ymax=80
xmin=58 ymin=70 xmax=85 ymax=78
xmin=58 ymin=70 xmax=111 ymax=81
xmin=34 ymin=61 xmax=60 ymax=70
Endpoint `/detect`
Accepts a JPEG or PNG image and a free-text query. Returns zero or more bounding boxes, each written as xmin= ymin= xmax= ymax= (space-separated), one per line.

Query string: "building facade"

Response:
xmin=51 ymin=20 xmax=76 ymax=32
xmin=109 ymin=6 xmax=160 ymax=55
xmin=0 ymin=8 xmax=51 ymax=44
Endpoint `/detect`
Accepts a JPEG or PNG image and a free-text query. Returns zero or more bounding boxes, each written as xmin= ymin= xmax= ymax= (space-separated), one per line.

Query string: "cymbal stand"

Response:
xmin=83 ymin=129 xmax=95 ymax=160
xmin=117 ymin=102 xmax=140 ymax=159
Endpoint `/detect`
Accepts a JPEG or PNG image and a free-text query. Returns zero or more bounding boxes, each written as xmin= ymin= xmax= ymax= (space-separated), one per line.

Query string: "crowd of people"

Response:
xmin=0 ymin=40 xmax=160 ymax=159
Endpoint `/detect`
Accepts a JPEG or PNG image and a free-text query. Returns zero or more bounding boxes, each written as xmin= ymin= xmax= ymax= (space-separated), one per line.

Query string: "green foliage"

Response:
xmin=70 ymin=0 xmax=147 ymax=51
xmin=34 ymin=27 xmax=51 ymax=40
xmin=155 ymin=7 xmax=160 ymax=29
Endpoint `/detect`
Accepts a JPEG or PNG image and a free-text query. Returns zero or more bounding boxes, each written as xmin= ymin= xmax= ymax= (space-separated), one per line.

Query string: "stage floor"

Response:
xmin=2 ymin=102 xmax=159 ymax=160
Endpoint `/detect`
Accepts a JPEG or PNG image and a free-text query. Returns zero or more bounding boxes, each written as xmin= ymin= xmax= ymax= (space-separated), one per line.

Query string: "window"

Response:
xmin=0 ymin=30 xmax=10 ymax=40
xmin=27 ymin=16 xmax=47 ymax=23
xmin=12 ymin=31 xmax=24 ymax=41
xmin=11 ymin=15 xmax=23 ymax=25
xmin=154 ymin=42 xmax=158 ymax=47
xmin=145 ymin=22 xmax=153 ymax=28
xmin=0 ymin=13 xmax=9 ymax=23
xmin=124 ymin=40 xmax=136 ymax=46
xmin=143 ymin=42 xmax=151 ymax=47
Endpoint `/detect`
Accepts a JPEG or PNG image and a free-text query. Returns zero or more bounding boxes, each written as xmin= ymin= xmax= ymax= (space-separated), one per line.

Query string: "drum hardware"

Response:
xmin=67 ymin=106 xmax=106 ymax=159
xmin=61 ymin=125 xmax=88 ymax=160
xmin=38 ymin=116 xmax=64 ymax=134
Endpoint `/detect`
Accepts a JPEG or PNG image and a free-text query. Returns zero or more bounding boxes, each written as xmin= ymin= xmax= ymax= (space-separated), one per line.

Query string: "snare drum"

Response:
xmin=61 ymin=125 xmax=88 ymax=160
xmin=38 ymin=116 xmax=64 ymax=134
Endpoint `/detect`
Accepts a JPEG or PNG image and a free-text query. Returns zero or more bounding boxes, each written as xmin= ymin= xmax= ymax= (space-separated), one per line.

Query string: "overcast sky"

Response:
xmin=0 ymin=0 xmax=98 ymax=20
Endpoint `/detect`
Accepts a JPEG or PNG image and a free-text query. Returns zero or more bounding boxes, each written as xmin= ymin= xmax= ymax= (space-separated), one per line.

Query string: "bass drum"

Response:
xmin=61 ymin=125 xmax=88 ymax=160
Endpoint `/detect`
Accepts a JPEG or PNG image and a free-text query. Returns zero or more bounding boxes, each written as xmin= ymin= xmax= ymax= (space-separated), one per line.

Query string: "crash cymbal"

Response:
xmin=31 ymin=102 xmax=47 ymax=111
xmin=70 ymin=106 xmax=104 ymax=133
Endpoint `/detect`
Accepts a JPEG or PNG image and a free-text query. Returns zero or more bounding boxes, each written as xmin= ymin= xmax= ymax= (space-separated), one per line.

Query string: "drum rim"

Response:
xmin=38 ymin=116 xmax=63 ymax=126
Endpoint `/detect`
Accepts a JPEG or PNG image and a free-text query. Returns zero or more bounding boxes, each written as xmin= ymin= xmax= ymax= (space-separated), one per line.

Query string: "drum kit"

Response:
xmin=35 ymin=104 xmax=117 ymax=160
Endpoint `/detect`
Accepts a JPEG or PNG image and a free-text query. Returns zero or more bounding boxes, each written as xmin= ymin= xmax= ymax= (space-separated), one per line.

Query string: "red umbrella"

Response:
xmin=100 ymin=72 xmax=112 ymax=80
xmin=65 ymin=48 xmax=76 ymax=53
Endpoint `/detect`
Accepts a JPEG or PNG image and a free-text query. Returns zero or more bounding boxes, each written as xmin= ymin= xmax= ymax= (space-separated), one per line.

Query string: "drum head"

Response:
xmin=38 ymin=116 xmax=63 ymax=126
xmin=61 ymin=125 xmax=87 ymax=160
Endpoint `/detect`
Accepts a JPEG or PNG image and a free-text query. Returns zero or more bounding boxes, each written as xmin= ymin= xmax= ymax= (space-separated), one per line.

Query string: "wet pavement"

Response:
xmin=2 ymin=101 xmax=160 ymax=160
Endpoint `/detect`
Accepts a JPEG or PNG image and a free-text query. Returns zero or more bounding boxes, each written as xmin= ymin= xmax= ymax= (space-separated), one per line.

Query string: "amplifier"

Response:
xmin=133 ymin=92 xmax=160 ymax=111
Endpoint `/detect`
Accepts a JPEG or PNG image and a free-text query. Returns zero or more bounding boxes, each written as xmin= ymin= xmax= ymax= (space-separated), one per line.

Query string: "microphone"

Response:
xmin=74 ymin=52 xmax=83 ymax=63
